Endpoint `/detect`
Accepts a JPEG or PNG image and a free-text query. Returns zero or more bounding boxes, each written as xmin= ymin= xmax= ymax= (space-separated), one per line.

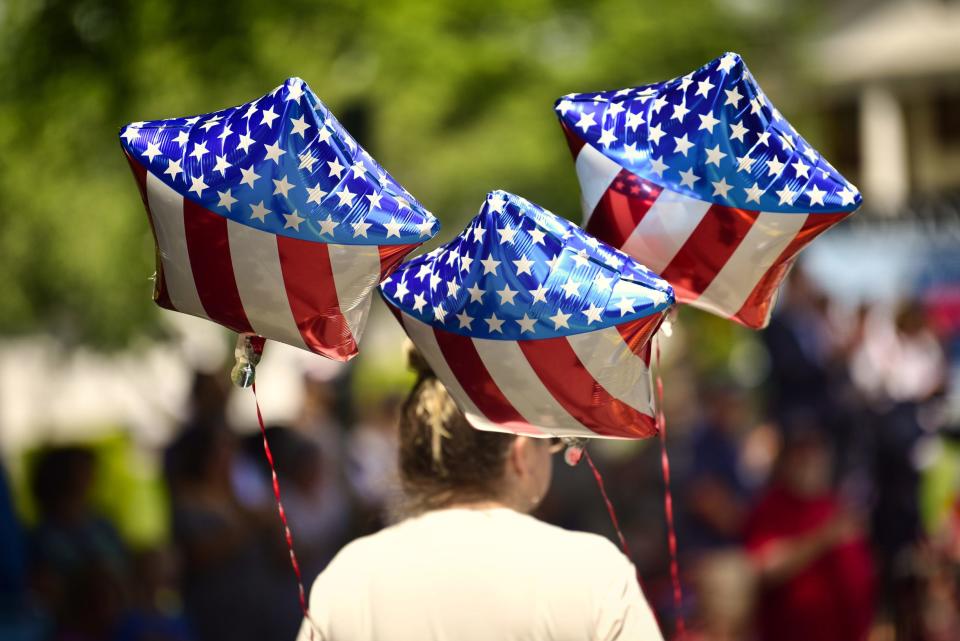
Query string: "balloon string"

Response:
xmin=655 ymin=340 xmax=686 ymax=639
xmin=583 ymin=449 xmax=652 ymax=599
xmin=584 ymin=449 xmax=631 ymax=558
xmin=252 ymin=384 xmax=315 ymax=640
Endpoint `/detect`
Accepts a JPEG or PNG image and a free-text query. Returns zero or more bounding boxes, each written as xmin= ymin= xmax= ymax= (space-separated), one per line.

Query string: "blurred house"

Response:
xmin=808 ymin=0 xmax=960 ymax=219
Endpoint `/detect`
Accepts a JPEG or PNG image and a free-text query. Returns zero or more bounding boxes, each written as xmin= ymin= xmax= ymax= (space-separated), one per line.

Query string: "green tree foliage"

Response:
xmin=0 ymin=0 xmax=806 ymax=347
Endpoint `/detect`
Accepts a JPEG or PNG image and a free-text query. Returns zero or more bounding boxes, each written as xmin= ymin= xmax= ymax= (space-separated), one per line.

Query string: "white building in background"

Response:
xmin=807 ymin=0 xmax=960 ymax=216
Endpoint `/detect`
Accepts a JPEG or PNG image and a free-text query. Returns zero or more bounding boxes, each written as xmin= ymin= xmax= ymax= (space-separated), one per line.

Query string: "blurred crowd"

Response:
xmin=0 ymin=365 xmax=405 ymax=641
xmin=656 ymin=269 xmax=958 ymax=641
xmin=1 ymin=269 xmax=959 ymax=641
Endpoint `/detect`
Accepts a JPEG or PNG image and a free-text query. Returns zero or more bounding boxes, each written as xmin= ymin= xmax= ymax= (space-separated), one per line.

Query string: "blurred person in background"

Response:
xmin=680 ymin=381 xmax=756 ymax=641
xmin=295 ymin=369 xmax=352 ymax=555
xmin=744 ymin=425 xmax=875 ymax=641
xmin=852 ymin=300 xmax=948 ymax=636
xmin=911 ymin=539 xmax=960 ymax=641
xmin=28 ymin=446 xmax=130 ymax=641
xmin=112 ymin=548 xmax=192 ymax=641
xmin=185 ymin=370 xmax=231 ymax=429
xmin=920 ymin=421 xmax=960 ymax=641
xmin=296 ymin=346 xmax=663 ymax=641
xmin=852 ymin=301 xmax=948 ymax=407
xmin=0 ymin=457 xmax=47 ymax=641
xmin=240 ymin=424 xmax=347 ymax=584
xmin=683 ymin=381 xmax=753 ymax=552
xmin=164 ymin=423 xmax=281 ymax=641
xmin=345 ymin=393 xmax=404 ymax=530
xmin=762 ymin=268 xmax=866 ymax=480
xmin=762 ymin=269 xmax=837 ymax=424
xmin=0 ymin=459 xmax=26 ymax=605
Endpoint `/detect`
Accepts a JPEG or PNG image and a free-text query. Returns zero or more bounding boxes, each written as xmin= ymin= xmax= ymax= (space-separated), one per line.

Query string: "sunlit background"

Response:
xmin=1 ymin=1 xmax=959 ymax=640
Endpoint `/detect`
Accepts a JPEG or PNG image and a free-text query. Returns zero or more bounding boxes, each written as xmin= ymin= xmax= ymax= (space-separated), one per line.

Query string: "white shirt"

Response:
xmin=296 ymin=507 xmax=663 ymax=641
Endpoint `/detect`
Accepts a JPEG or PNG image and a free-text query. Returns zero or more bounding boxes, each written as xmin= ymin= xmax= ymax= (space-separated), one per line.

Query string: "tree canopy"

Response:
xmin=0 ymin=0 xmax=809 ymax=347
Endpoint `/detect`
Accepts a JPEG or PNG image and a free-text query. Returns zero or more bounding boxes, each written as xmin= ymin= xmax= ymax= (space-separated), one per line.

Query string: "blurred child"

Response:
xmin=744 ymin=428 xmax=875 ymax=641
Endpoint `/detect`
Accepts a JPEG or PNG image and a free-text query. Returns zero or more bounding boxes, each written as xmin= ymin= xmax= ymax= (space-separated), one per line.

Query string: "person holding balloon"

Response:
xmin=294 ymin=189 xmax=672 ymax=640
xmin=294 ymin=344 xmax=664 ymax=641
xmin=119 ymin=49 xmax=862 ymax=641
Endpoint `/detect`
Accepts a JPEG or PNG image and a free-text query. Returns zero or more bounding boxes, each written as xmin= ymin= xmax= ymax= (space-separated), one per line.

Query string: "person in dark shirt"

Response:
xmin=684 ymin=383 xmax=752 ymax=553
xmin=27 ymin=446 xmax=129 ymax=641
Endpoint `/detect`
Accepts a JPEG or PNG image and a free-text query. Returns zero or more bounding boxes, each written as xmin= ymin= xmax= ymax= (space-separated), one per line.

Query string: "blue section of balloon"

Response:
xmin=119 ymin=77 xmax=438 ymax=245
xmin=555 ymin=52 xmax=861 ymax=214
xmin=381 ymin=190 xmax=675 ymax=341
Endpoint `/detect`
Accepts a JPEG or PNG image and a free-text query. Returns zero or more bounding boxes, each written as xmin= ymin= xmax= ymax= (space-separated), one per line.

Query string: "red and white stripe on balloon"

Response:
xmin=568 ymin=137 xmax=849 ymax=329
xmin=126 ymin=155 xmax=417 ymax=361
xmin=381 ymin=190 xmax=675 ymax=440
xmin=556 ymin=53 xmax=861 ymax=329
xmin=397 ymin=310 xmax=662 ymax=439
xmin=120 ymin=77 xmax=437 ymax=361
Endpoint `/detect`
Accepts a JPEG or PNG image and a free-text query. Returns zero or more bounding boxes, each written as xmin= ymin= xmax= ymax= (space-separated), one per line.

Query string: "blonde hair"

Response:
xmin=398 ymin=341 xmax=515 ymax=513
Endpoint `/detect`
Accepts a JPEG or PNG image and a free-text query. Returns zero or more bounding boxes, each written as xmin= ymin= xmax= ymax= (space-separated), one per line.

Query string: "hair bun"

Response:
xmin=404 ymin=339 xmax=435 ymax=380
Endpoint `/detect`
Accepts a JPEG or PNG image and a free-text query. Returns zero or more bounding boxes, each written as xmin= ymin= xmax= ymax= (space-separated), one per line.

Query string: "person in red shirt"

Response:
xmin=744 ymin=427 xmax=876 ymax=641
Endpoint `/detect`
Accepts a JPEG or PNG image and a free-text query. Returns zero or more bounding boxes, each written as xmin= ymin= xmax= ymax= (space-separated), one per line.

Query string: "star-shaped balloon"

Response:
xmin=555 ymin=52 xmax=861 ymax=329
xmin=381 ymin=190 xmax=674 ymax=439
xmin=120 ymin=77 xmax=438 ymax=361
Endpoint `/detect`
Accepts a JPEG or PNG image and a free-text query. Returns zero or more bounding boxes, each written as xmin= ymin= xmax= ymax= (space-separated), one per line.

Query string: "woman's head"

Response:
xmin=398 ymin=344 xmax=554 ymax=514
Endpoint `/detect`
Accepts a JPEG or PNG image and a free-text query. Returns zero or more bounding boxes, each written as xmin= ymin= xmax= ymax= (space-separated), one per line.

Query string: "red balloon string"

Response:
xmin=655 ymin=340 xmax=686 ymax=639
xmin=583 ymin=449 xmax=632 ymax=558
xmin=251 ymin=383 xmax=315 ymax=640
xmin=583 ymin=449 xmax=653 ymax=596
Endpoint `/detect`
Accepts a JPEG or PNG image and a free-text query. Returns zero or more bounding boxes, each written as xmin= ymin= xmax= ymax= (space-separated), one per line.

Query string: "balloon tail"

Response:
xmin=562 ymin=436 xmax=588 ymax=466
xmin=231 ymin=334 xmax=265 ymax=388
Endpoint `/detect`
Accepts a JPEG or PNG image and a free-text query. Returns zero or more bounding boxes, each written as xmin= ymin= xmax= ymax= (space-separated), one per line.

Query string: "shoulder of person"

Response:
xmin=321 ymin=528 xmax=386 ymax=571
xmin=324 ymin=511 xmax=632 ymax=577
xmin=512 ymin=512 xmax=634 ymax=572
xmin=317 ymin=514 xmax=430 ymax=574
xmin=567 ymin=531 xmax=633 ymax=573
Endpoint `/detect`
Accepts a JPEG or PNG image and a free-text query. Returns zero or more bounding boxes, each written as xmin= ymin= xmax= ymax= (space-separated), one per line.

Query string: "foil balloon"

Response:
xmin=381 ymin=190 xmax=674 ymax=439
xmin=120 ymin=77 xmax=438 ymax=361
xmin=555 ymin=52 xmax=861 ymax=329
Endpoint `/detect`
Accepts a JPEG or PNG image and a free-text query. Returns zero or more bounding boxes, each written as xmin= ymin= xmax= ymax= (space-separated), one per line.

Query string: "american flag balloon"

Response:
xmin=381 ymin=191 xmax=675 ymax=439
xmin=120 ymin=78 xmax=438 ymax=361
xmin=555 ymin=52 xmax=861 ymax=329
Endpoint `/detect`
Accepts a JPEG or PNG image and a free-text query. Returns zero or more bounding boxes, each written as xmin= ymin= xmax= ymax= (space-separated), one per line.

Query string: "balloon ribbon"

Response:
xmin=252 ymin=383 xmax=315 ymax=640
xmin=583 ymin=338 xmax=686 ymax=640
xmin=656 ymin=339 xmax=686 ymax=639
xmin=584 ymin=449 xmax=632 ymax=559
